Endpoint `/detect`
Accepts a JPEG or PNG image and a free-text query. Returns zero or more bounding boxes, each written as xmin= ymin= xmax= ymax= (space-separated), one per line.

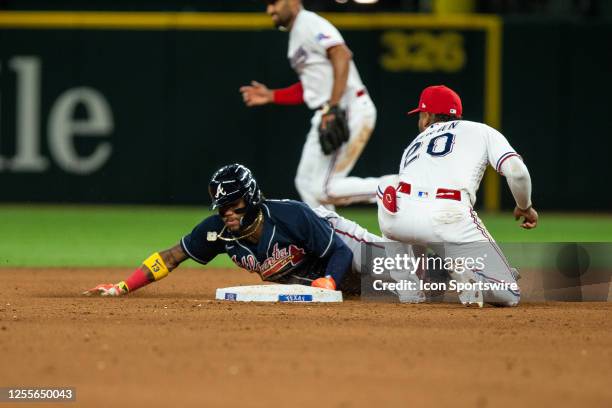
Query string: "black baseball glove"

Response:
xmin=318 ymin=105 xmax=349 ymax=155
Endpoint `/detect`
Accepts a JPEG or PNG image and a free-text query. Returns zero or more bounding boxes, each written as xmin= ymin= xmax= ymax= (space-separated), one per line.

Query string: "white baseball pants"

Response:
xmin=314 ymin=206 xmax=423 ymax=302
xmin=377 ymin=183 xmax=521 ymax=307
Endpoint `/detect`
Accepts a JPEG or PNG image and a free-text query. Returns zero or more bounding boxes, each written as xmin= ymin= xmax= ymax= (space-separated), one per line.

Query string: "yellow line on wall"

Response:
xmin=0 ymin=12 xmax=269 ymax=29
xmin=483 ymin=18 xmax=503 ymax=211
xmin=0 ymin=11 xmax=498 ymax=30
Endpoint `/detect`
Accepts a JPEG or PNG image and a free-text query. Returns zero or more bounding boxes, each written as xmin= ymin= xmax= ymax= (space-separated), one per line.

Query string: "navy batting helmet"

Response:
xmin=209 ymin=164 xmax=263 ymax=210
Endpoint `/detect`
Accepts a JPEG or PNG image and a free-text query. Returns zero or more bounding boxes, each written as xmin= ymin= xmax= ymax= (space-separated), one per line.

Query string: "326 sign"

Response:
xmin=379 ymin=30 xmax=466 ymax=73
xmin=0 ymin=56 xmax=114 ymax=175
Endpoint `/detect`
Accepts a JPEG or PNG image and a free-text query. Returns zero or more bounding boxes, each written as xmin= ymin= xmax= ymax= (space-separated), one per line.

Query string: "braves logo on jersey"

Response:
xmin=231 ymin=243 xmax=306 ymax=279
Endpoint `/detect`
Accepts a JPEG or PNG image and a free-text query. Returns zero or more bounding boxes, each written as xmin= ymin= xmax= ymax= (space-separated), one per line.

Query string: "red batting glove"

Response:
xmin=311 ymin=276 xmax=336 ymax=290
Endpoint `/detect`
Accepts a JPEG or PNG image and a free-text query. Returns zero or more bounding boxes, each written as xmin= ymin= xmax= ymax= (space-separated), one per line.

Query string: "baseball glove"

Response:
xmin=318 ymin=105 xmax=349 ymax=155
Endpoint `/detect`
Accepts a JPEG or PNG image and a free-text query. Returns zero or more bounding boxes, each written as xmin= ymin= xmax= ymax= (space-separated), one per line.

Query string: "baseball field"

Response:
xmin=1 ymin=205 xmax=611 ymax=407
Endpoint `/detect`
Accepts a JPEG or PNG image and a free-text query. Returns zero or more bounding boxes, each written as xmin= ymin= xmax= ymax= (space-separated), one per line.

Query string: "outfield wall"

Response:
xmin=0 ymin=13 xmax=609 ymax=210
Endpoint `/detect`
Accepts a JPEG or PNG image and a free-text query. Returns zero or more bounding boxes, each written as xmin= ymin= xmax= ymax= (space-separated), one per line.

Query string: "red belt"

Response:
xmin=398 ymin=182 xmax=462 ymax=201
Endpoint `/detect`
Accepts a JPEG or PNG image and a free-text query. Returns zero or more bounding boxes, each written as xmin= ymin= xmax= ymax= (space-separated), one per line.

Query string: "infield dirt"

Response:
xmin=0 ymin=267 xmax=611 ymax=408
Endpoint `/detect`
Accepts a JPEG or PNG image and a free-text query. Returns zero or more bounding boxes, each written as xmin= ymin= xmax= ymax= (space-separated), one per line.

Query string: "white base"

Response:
xmin=215 ymin=284 xmax=343 ymax=303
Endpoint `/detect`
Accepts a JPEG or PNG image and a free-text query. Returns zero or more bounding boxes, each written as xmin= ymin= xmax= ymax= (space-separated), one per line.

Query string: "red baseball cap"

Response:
xmin=407 ymin=85 xmax=463 ymax=117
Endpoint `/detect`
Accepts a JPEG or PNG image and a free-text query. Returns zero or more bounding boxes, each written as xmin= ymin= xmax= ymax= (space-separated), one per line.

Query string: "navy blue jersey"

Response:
xmin=180 ymin=200 xmax=352 ymax=285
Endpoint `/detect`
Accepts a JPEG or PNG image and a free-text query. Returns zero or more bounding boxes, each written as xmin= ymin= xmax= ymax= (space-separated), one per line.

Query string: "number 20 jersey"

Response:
xmin=399 ymin=120 xmax=520 ymax=206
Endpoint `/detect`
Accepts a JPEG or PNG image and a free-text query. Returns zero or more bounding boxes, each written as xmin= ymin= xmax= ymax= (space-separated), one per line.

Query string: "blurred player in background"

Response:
xmin=240 ymin=0 xmax=386 ymax=208
xmin=84 ymin=164 xmax=398 ymax=297
xmin=378 ymin=85 xmax=539 ymax=307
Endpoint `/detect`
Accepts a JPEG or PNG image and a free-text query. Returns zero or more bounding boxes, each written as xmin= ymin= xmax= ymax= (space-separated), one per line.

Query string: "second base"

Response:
xmin=215 ymin=284 xmax=343 ymax=303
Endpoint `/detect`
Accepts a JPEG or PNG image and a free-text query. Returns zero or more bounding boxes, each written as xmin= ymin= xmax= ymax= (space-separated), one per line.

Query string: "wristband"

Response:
xmin=273 ymin=82 xmax=304 ymax=105
xmin=117 ymin=281 xmax=129 ymax=292
xmin=320 ymin=103 xmax=340 ymax=116
xmin=124 ymin=268 xmax=149 ymax=292
xmin=320 ymin=103 xmax=331 ymax=115
xmin=143 ymin=252 xmax=170 ymax=281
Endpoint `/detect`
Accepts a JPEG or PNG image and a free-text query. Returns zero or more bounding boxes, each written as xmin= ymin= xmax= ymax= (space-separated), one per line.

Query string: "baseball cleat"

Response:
xmin=458 ymin=279 xmax=484 ymax=308
xmin=396 ymin=290 xmax=426 ymax=304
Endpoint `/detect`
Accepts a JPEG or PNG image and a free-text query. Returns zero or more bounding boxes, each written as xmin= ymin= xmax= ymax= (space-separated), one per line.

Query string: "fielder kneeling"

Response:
xmin=378 ymin=85 xmax=539 ymax=308
xmin=84 ymin=164 xmax=388 ymax=297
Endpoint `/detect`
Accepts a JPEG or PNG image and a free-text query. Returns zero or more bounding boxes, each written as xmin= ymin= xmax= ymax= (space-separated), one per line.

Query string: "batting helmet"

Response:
xmin=208 ymin=164 xmax=263 ymax=210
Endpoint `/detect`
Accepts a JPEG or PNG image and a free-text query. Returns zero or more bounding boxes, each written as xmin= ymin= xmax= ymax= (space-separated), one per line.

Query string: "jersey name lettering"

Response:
xmin=231 ymin=243 xmax=306 ymax=279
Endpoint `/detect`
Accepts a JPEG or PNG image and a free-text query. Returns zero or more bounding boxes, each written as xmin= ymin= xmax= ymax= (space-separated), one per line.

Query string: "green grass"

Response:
xmin=1 ymin=205 xmax=611 ymax=267
xmin=338 ymin=209 xmax=612 ymax=242
xmin=0 ymin=205 xmax=210 ymax=268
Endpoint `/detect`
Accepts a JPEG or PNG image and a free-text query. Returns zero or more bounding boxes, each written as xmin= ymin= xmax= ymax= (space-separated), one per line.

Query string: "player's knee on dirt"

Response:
xmin=485 ymin=286 xmax=521 ymax=307
xmin=489 ymin=297 xmax=520 ymax=307
xmin=479 ymin=273 xmax=521 ymax=307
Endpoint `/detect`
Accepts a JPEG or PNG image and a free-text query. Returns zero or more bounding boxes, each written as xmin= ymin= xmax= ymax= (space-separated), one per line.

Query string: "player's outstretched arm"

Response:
xmin=500 ymin=156 xmax=539 ymax=229
xmin=83 ymin=244 xmax=188 ymax=296
xmin=239 ymin=81 xmax=274 ymax=106
xmin=240 ymin=81 xmax=304 ymax=106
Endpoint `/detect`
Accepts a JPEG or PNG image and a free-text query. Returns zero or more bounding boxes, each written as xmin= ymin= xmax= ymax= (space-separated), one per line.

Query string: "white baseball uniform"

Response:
xmin=314 ymin=206 xmax=423 ymax=303
xmin=288 ymin=8 xmax=382 ymax=208
xmin=378 ymin=120 xmax=529 ymax=306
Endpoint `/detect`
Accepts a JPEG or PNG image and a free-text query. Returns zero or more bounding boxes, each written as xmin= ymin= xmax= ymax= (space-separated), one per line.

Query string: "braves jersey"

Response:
xmin=398 ymin=120 xmax=520 ymax=205
xmin=180 ymin=199 xmax=352 ymax=284
xmin=288 ymin=9 xmax=366 ymax=109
